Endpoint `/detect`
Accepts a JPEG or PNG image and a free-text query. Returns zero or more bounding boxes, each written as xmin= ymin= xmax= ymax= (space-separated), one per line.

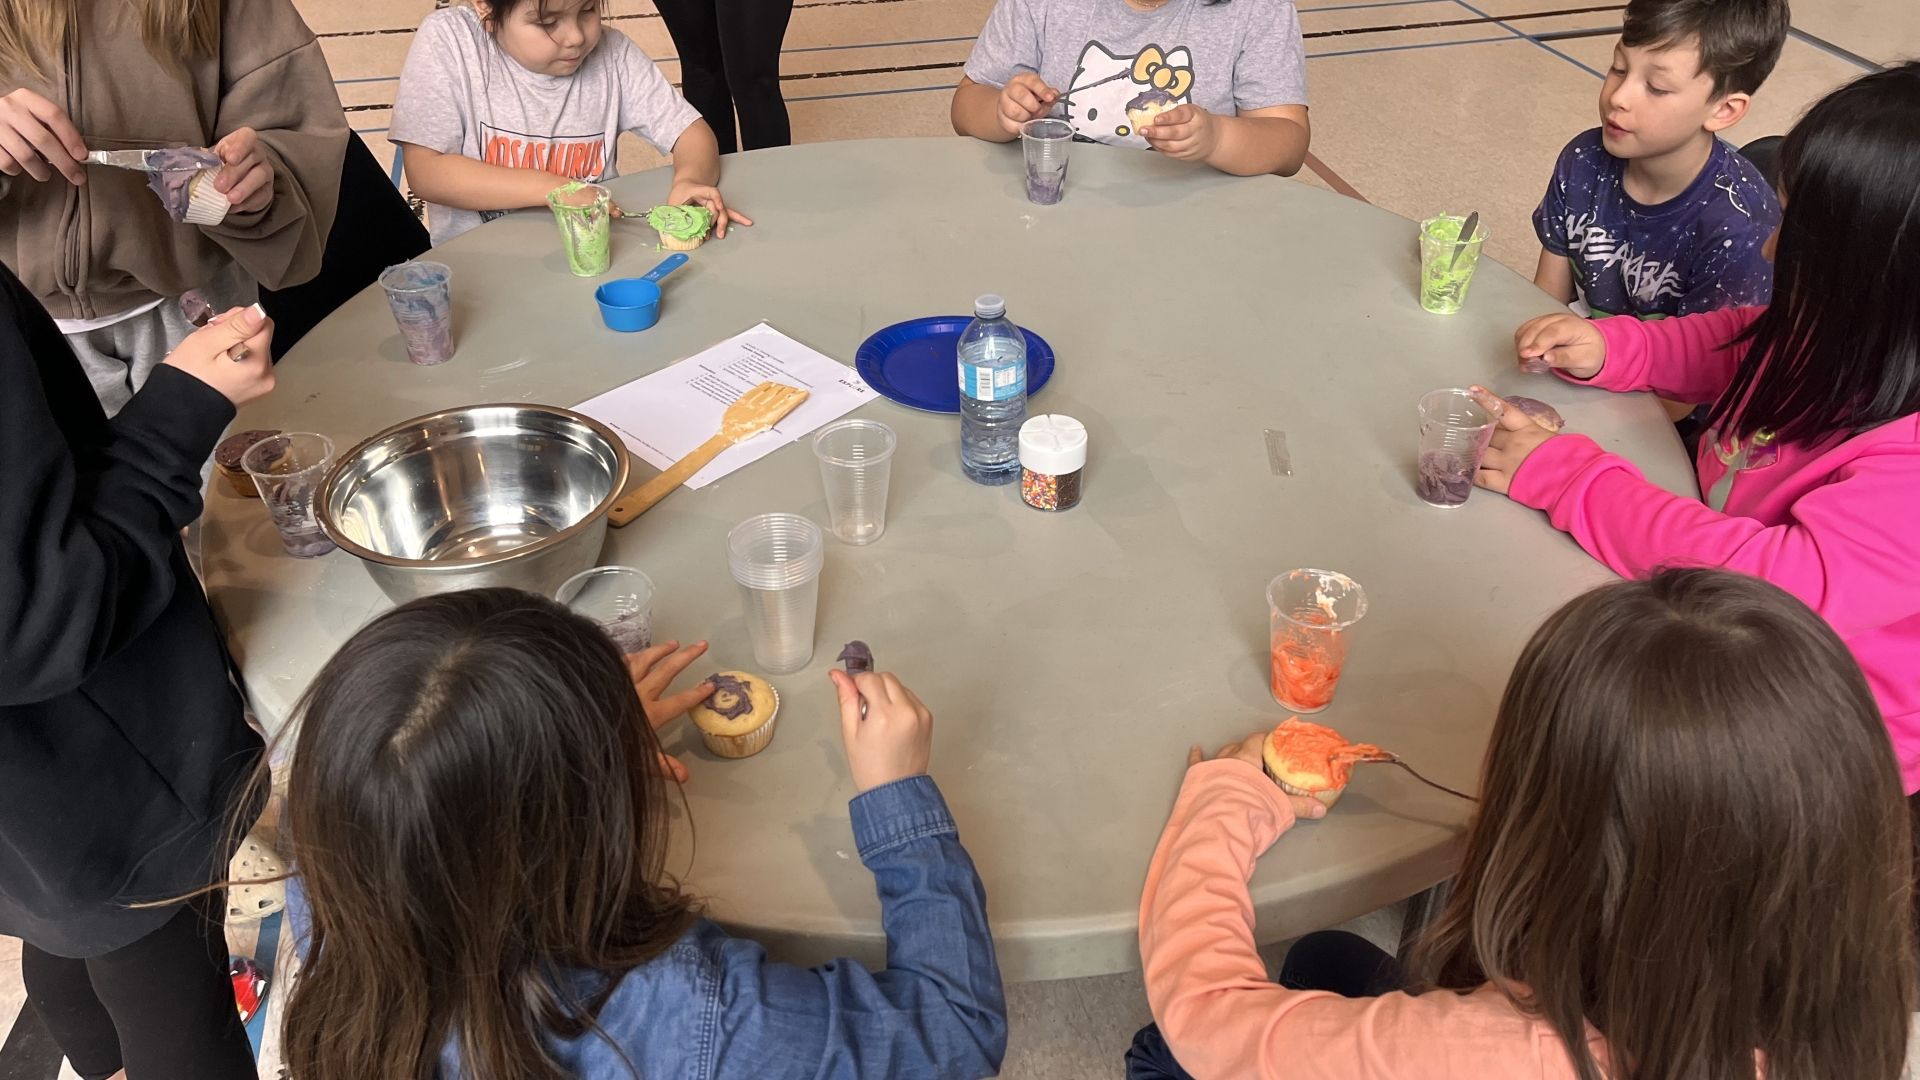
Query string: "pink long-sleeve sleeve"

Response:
xmin=1137 ymin=761 xmax=1589 ymax=1080
xmin=1579 ymin=306 xmax=1762 ymax=403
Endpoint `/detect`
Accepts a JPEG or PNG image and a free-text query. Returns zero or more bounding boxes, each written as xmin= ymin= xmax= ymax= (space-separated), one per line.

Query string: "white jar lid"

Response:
xmin=1019 ymin=414 xmax=1088 ymax=474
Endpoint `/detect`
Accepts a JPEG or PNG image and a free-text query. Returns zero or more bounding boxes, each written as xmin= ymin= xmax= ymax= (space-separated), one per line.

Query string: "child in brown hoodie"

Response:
xmin=0 ymin=0 xmax=347 ymax=415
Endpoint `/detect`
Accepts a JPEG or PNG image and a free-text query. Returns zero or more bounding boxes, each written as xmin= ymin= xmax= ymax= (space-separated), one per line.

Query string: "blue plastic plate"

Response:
xmin=855 ymin=316 xmax=1057 ymax=414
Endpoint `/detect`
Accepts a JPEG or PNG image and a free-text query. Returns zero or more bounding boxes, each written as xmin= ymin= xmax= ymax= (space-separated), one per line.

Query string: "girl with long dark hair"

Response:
xmin=1132 ymin=569 xmax=1913 ymax=1080
xmin=1474 ymin=61 xmax=1920 ymax=791
xmin=272 ymin=589 xmax=1006 ymax=1080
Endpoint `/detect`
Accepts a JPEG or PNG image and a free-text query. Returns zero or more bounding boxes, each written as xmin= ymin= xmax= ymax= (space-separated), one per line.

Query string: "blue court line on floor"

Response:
xmin=1444 ymin=0 xmax=1608 ymax=77
xmin=1311 ymin=29 xmax=1609 ymax=59
xmin=390 ymin=143 xmax=405 ymax=186
xmin=1787 ymin=26 xmax=1882 ymax=72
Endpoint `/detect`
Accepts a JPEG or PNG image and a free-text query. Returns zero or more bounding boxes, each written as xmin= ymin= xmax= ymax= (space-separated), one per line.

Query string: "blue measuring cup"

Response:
xmin=595 ymin=253 xmax=689 ymax=332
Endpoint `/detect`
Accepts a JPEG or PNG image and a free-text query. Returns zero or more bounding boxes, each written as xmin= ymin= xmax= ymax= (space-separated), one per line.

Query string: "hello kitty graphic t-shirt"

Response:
xmin=964 ymin=0 xmax=1307 ymax=150
xmin=1533 ymin=128 xmax=1780 ymax=318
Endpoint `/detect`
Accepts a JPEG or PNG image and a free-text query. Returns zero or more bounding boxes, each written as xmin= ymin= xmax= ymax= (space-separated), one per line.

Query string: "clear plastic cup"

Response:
xmin=241 ymin=433 xmax=337 ymax=558
xmin=726 ymin=514 xmax=826 ymax=674
xmin=548 ymin=182 xmax=613 ymax=277
xmin=1268 ymin=569 xmax=1368 ymax=713
xmin=379 ymin=261 xmax=455 ymax=365
xmin=1021 ymin=118 xmax=1073 ymax=205
xmin=556 ymin=565 xmax=656 ymax=654
xmin=813 ymin=419 xmax=897 ymax=545
xmin=1419 ymin=215 xmax=1488 ymax=314
xmin=1416 ymin=388 xmax=1496 ymax=508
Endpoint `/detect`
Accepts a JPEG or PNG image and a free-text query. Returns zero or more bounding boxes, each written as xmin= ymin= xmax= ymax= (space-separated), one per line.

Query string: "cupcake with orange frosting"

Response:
xmin=1262 ymin=718 xmax=1384 ymax=808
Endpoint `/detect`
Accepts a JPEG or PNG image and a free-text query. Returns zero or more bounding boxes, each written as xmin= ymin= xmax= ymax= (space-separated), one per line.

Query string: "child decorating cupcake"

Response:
xmin=264 ymin=589 xmax=1007 ymax=1079
xmin=1131 ymin=569 xmax=1913 ymax=1080
xmin=391 ymin=0 xmax=752 ymax=246
xmin=951 ymin=0 xmax=1311 ymax=176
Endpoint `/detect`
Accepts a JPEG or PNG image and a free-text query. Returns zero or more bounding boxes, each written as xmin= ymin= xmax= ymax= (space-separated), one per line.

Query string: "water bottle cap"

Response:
xmin=974 ymin=294 xmax=1007 ymax=319
xmin=1019 ymin=414 xmax=1088 ymax=474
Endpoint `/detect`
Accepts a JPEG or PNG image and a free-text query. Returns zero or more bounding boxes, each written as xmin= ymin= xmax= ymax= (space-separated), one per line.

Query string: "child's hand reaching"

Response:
xmin=1467 ymin=385 xmax=1559 ymax=496
xmin=664 ymin=179 xmax=753 ymax=239
xmin=625 ymin=640 xmax=716 ymax=783
xmin=1514 ymin=312 xmax=1607 ymax=378
xmin=997 ymin=72 xmax=1060 ymax=136
xmin=1142 ymin=104 xmax=1221 ymax=163
xmin=212 ymin=127 xmax=276 ymax=214
xmin=830 ymin=669 xmax=932 ymax=792
xmin=1187 ymin=732 xmax=1326 ymax=820
xmin=0 ymin=88 xmax=87 ymax=184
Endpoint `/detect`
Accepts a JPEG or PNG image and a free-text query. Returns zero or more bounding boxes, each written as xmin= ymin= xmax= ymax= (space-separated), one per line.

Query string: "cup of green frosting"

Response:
xmin=548 ymin=182 xmax=614 ymax=277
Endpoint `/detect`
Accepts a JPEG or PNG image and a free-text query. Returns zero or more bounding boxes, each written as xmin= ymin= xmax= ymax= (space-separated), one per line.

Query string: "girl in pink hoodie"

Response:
xmin=1133 ymin=570 xmax=1912 ymax=1080
xmin=1472 ymin=62 xmax=1920 ymax=791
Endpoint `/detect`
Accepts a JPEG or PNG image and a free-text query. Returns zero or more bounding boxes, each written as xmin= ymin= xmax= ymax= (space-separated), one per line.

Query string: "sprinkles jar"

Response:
xmin=1019 ymin=414 xmax=1088 ymax=512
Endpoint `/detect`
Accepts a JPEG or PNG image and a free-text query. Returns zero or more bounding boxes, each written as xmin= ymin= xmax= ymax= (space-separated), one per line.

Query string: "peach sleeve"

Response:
xmin=1137 ymin=760 xmax=1572 ymax=1079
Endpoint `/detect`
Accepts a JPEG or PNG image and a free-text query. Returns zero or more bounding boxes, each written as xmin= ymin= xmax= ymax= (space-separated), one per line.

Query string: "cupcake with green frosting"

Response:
xmin=647 ymin=204 xmax=716 ymax=252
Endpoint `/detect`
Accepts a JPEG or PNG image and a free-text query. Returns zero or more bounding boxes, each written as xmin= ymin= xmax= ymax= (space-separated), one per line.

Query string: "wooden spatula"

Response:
xmin=607 ymin=381 xmax=810 ymax=526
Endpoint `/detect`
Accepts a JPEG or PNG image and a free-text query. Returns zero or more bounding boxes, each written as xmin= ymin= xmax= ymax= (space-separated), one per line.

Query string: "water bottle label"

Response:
xmin=959 ymin=362 xmax=1026 ymax=402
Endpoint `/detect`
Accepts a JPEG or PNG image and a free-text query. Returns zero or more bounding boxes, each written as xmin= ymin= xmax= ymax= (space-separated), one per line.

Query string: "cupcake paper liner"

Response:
xmin=698 ymin=684 xmax=779 ymax=759
xmin=184 ymin=171 xmax=232 ymax=226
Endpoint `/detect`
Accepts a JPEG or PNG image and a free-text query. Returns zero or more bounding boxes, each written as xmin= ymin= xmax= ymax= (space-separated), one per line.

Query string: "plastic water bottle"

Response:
xmin=957 ymin=294 xmax=1028 ymax=485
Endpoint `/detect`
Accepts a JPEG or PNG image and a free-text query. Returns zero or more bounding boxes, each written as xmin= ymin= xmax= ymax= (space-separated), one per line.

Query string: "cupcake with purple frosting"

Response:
xmin=689 ymin=671 xmax=780 ymax=758
xmin=144 ymin=147 xmax=230 ymax=226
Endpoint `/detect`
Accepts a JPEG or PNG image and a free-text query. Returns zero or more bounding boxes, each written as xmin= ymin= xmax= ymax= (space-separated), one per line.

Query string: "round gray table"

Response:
xmin=202 ymin=137 xmax=1695 ymax=981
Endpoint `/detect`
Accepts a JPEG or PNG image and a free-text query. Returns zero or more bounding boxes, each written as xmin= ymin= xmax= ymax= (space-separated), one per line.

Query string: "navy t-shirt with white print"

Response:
xmin=1533 ymin=128 xmax=1780 ymax=318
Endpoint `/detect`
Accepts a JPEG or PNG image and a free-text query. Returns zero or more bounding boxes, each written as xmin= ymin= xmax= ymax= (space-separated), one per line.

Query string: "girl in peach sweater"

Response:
xmin=1133 ymin=568 xmax=1912 ymax=1080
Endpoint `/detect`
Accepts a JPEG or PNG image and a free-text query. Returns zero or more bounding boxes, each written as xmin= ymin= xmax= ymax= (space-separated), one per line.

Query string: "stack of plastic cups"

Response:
xmin=727 ymin=514 xmax=826 ymax=674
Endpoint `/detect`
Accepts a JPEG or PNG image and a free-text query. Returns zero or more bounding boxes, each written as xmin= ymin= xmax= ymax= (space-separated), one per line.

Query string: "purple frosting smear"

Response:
xmin=837 ymin=640 xmax=874 ymax=673
xmin=703 ymin=673 xmax=757 ymax=721
xmin=143 ymin=147 xmax=222 ymax=222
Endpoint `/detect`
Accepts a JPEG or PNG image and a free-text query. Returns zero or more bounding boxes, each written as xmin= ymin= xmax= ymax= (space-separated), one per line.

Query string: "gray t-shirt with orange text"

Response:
xmin=391 ymin=6 xmax=701 ymax=245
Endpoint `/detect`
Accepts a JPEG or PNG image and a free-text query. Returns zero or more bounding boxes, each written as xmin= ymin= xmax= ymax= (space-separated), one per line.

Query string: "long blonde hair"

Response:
xmin=0 ymin=0 xmax=221 ymax=78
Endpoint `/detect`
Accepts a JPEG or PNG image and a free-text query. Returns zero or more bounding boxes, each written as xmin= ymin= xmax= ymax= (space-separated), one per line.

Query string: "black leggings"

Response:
xmin=654 ymin=0 xmax=794 ymax=153
xmin=1125 ymin=931 xmax=1409 ymax=1080
xmin=19 ymin=892 xmax=256 ymax=1080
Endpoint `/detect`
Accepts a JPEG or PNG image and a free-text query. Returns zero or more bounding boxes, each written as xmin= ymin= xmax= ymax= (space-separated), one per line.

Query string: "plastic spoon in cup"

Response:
xmin=1447 ymin=211 xmax=1480 ymax=271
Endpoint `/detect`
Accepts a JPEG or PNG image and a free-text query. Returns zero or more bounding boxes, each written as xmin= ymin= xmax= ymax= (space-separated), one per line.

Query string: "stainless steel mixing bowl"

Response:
xmin=318 ymin=404 xmax=630 ymax=603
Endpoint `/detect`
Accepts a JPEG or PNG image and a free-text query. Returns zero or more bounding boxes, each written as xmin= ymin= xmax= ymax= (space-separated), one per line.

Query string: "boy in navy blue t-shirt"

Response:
xmin=1533 ymin=0 xmax=1787 ymax=324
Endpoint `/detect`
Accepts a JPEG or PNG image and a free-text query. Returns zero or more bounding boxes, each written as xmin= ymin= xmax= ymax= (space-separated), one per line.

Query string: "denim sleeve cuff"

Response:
xmin=849 ymin=775 xmax=957 ymax=862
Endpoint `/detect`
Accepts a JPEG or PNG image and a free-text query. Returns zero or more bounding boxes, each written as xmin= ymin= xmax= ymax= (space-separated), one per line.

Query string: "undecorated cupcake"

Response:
xmin=647 ymin=204 xmax=715 ymax=252
xmin=689 ymin=671 xmax=779 ymax=758
xmin=1262 ymin=717 xmax=1384 ymax=809
xmin=214 ymin=428 xmax=280 ymax=498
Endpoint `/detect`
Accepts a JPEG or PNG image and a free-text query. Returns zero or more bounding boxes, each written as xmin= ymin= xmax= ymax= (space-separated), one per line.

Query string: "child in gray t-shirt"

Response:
xmin=953 ymin=0 xmax=1310 ymax=177
xmin=391 ymin=0 xmax=752 ymax=246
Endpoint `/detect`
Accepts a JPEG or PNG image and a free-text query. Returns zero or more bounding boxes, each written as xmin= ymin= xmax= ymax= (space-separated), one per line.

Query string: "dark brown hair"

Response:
xmin=1620 ymin=0 xmax=1788 ymax=96
xmin=278 ymin=588 xmax=698 ymax=1080
xmin=1708 ymin=61 xmax=1920 ymax=445
xmin=1413 ymin=569 xmax=1912 ymax=1080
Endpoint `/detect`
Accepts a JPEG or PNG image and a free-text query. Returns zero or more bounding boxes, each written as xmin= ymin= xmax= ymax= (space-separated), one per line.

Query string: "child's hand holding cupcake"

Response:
xmin=625 ymin=640 xmax=717 ymax=783
xmin=1141 ymin=104 xmax=1222 ymax=163
xmin=1187 ymin=731 xmax=1328 ymax=821
xmin=662 ymin=179 xmax=753 ymax=240
xmin=831 ymin=670 xmax=932 ymax=792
